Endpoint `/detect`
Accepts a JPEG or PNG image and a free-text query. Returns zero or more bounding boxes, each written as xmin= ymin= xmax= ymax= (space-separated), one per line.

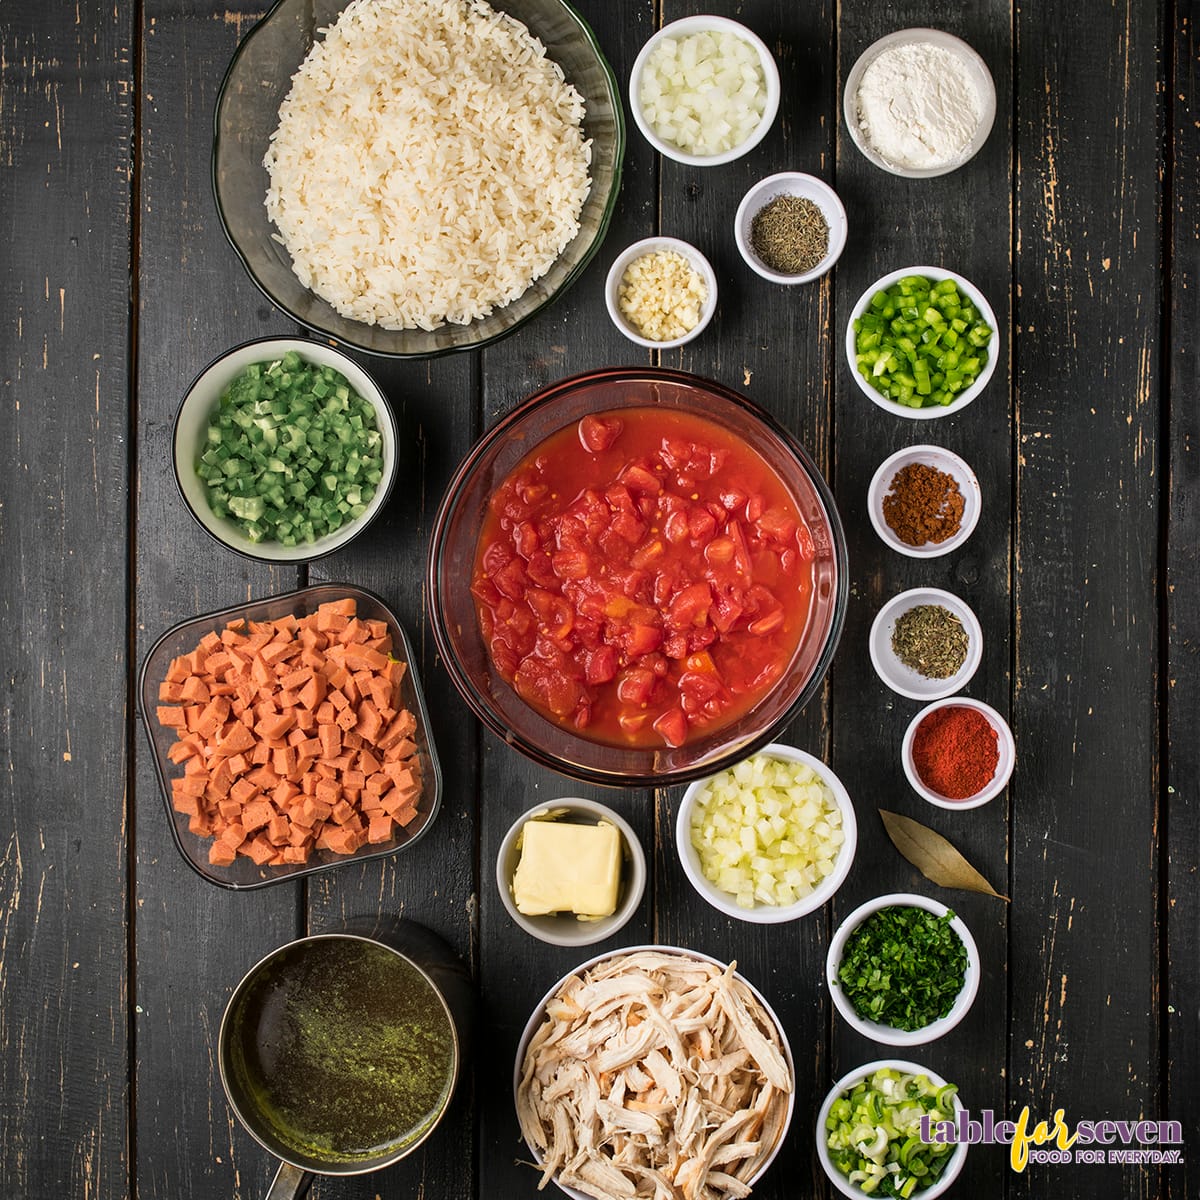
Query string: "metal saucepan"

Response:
xmin=218 ymin=919 xmax=473 ymax=1199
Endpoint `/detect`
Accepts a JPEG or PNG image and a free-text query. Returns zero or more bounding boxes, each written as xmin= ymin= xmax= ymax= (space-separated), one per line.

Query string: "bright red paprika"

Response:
xmin=912 ymin=705 xmax=999 ymax=799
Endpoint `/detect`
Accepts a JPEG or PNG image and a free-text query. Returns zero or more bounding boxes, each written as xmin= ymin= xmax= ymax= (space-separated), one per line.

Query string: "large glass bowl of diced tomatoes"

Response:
xmin=427 ymin=367 xmax=848 ymax=787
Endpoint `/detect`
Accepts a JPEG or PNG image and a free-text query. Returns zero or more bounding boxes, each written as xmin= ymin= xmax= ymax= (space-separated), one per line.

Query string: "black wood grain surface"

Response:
xmin=0 ymin=1 xmax=1190 ymax=1198
xmin=1167 ymin=6 xmax=1198 ymax=1200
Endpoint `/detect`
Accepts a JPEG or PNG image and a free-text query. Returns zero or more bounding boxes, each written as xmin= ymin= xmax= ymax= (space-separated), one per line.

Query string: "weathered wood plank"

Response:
xmin=133 ymin=4 xmax=302 ymax=1199
xmin=1166 ymin=4 xmax=1198 ymax=1199
xmin=832 ymin=4 xmax=1013 ymax=1196
xmin=653 ymin=1 xmax=839 ymax=1195
xmin=0 ymin=3 xmax=135 ymax=1197
xmin=471 ymin=2 xmax=659 ymax=1193
xmin=1010 ymin=1 xmax=1161 ymax=1197
xmin=306 ymin=351 xmax=480 ymax=1199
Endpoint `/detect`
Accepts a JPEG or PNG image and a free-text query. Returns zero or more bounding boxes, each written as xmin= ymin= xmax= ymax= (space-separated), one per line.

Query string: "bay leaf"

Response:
xmin=880 ymin=809 xmax=1009 ymax=901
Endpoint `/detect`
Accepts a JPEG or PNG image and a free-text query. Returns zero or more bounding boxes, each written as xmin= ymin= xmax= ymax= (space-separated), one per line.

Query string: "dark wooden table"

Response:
xmin=3 ymin=1 xmax=1195 ymax=1197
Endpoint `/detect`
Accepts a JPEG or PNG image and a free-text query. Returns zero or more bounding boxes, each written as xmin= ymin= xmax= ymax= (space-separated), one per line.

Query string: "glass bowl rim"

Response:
xmin=209 ymin=0 xmax=626 ymax=360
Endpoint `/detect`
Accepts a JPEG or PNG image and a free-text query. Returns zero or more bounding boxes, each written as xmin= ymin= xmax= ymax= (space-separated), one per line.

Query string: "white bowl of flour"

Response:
xmin=844 ymin=28 xmax=996 ymax=177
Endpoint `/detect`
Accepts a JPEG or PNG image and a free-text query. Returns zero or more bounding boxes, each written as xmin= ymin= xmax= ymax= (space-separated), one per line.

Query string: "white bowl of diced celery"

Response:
xmin=174 ymin=337 xmax=397 ymax=562
xmin=846 ymin=267 xmax=999 ymax=418
xmin=817 ymin=1060 xmax=968 ymax=1199
xmin=675 ymin=743 xmax=857 ymax=923
xmin=629 ymin=15 xmax=781 ymax=167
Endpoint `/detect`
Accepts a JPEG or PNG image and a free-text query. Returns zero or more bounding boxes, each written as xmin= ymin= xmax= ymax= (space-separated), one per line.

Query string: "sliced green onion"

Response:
xmin=826 ymin=1068 xmax=959 ymax=1198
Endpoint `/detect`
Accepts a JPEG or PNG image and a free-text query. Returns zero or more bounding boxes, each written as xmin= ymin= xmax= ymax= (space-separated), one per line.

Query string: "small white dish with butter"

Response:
xmin=496 ymin=799 xmax=647 ymax=947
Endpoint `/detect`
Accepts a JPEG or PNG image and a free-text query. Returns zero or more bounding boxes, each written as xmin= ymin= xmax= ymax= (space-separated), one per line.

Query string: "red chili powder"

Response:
xmin=912 ymin=706 xmax=1000 ymax=799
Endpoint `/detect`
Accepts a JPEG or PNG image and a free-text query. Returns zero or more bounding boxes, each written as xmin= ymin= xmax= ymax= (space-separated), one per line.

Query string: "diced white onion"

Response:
xmin=689 ymin=754 xmax=844 ymax=907
xmin=640 ymin=30 xmax=766 ymax=156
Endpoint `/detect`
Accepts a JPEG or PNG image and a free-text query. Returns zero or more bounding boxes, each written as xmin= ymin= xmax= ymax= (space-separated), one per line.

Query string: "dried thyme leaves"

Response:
xmin=750 ymin=194 xmax=829 ymax=275
xmin=892 ymin=604 xmax=969 ymax=679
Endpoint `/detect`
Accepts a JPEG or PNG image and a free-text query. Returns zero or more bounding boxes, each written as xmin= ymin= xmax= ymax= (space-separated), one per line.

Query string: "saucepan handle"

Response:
xmin=265 ymin=1161 xmax=313 ymax=1200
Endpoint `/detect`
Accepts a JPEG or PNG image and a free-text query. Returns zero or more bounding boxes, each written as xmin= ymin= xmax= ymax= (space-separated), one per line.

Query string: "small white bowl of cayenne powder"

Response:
xmin=844 ymin=28 xmax=996 ymax=178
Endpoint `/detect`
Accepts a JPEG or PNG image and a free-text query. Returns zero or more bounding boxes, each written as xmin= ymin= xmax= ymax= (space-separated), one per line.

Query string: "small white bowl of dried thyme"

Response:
xmin=734 ymin=172 xmax=848 ymax=284
xmin=869 ymin=587 xmax=982 ymax=701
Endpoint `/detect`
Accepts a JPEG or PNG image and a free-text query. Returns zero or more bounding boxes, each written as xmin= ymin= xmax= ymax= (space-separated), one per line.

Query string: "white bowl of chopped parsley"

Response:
xmin=826 ymin=893 xmax=980 ymax=1046
xmin=846 ymin=267 xmax=998 ymax=417
xmin=174 ymin=337 xmax=397 ymax=562
xmin=816 ymin=1059 xmax=968 ymax=1199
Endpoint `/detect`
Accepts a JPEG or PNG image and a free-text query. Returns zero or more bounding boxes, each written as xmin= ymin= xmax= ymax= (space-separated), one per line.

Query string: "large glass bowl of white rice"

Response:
xmin=213 ymin=0 xmax=624 ymax=357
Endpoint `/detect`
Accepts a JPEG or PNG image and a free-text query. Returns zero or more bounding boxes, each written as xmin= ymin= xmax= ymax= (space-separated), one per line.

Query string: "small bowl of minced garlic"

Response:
xmin=496 ymin=798 xmax=647 ymax=946
xmin=605 ymin=237 xmax=718 ymax=348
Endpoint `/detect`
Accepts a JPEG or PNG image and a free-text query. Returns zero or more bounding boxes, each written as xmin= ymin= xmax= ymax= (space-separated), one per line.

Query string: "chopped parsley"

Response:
xmin=837 ymin=905 xmax=968 ymax=1031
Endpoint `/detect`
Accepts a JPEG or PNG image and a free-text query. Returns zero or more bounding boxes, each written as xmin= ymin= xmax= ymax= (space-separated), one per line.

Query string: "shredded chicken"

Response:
xmin=518 ymin=951 xmax=792 ymax=1200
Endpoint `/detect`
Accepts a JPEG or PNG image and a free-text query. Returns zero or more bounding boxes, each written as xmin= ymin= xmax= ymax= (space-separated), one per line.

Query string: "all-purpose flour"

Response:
xmin=856 ymin=42 xmax=983 ymax=171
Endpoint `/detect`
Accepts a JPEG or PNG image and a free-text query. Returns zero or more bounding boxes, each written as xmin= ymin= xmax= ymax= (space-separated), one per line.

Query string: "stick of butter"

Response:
xmin=512 ymin=820 xmax=621 ymax=918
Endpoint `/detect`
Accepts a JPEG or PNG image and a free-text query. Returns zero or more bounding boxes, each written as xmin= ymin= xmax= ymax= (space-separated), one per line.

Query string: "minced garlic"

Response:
xmin=617 ymin=249 xmax=707 ymax=341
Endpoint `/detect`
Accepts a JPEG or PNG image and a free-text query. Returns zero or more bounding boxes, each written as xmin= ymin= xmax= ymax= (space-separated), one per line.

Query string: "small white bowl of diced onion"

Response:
xmin=630 ymin=16 xmax=781 ymax=167
xmin=676 ymin=744 xmax=857 ymax=923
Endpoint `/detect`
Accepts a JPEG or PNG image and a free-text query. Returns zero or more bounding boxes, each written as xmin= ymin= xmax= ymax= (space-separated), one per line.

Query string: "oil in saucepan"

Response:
xmin=227 ymin=938 xmax=456 ymax=1164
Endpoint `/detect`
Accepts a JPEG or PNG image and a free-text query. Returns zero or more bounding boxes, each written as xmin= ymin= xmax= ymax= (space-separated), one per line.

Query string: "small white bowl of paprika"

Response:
xmin=902 ymin=697 xmax=1014 ymax=810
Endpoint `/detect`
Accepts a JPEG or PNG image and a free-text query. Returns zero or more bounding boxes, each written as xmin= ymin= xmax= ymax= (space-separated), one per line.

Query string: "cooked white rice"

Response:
xmin=264 ymin=0 xmax=592 ymax=332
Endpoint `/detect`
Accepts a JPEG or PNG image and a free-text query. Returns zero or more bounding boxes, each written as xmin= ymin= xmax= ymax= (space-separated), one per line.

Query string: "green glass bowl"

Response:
xmin=212 ymin=0 xmax=624 ymax=358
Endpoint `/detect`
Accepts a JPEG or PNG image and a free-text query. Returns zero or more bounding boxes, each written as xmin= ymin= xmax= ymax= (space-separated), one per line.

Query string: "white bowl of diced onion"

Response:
xmin=630 ymin=15 xmax=781 ymax=167
xmin=676 ymin=744 xmax=857 ymax=923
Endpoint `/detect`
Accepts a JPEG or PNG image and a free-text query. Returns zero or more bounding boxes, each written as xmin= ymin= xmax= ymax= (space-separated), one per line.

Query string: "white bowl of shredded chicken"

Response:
xmin=514 ymin=946 xmax=795 ymax=1200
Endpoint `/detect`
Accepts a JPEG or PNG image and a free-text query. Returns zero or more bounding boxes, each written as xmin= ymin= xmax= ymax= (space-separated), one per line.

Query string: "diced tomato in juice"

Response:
xmin=664 ymin=510 xmax=690 ymax=544
xmin=688 ymin=507 xmax=717 ymax=541
xmin=624 ymin=623 xmax=663 ymax=657
xmin=652 ymin=707 xmax=689 ymax=748
xmin=579 ymin=414 xmax=623 ymax=453
xmin=585 ymin=645 xmax=619 ymax=685
xmin=617 ymin=667 xmax=657 ymax=706
xmin=471 ymin=408 xmax=816 ymax=749
xmin=667 ymin=583 xmax=712 ymax=631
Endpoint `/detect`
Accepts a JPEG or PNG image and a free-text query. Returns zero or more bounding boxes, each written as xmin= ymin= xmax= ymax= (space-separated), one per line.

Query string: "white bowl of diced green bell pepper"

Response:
xmin=845 ymin=267 xmax=999 ymax=419
xmin=173 ymin=337 xmax=398 ymax=562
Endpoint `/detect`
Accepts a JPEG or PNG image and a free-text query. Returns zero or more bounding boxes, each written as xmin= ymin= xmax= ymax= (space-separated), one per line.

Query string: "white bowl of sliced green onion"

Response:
xmin=174 ymin=337 xmax=397 ymax=562
xmin=846 ymin=267 xmax=998 ymax=418
xmin=816 ymin=1059 xmax=968 ymax=1199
